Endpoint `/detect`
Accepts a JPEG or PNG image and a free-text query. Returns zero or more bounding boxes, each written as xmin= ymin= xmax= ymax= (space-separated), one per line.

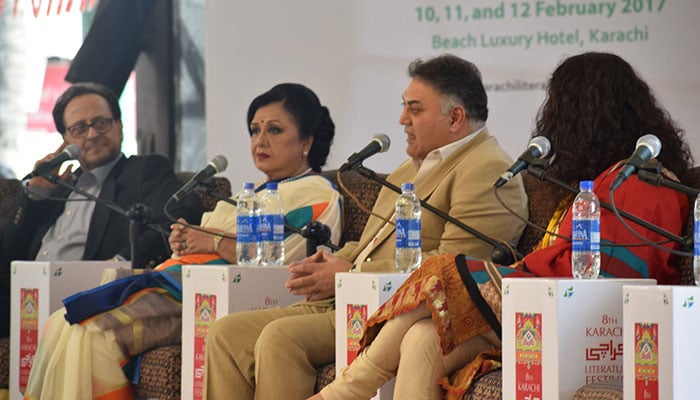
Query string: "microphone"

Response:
xmin=23 ymin=144 xmax=81 ymax=180
xmin=172 ymin=155 xmax=228 ymax=202
xmin=494 ymin=136 xmax=551 ymax=188
xmin=340 ymin=134 xmax=391 ymax=171
xmin=610 ymin=134 xmax=661 ymax=191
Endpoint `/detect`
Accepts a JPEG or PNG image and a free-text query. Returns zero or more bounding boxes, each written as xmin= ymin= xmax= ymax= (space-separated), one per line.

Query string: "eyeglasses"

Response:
xmin=65 ymin=117 xmax=114 ymax=138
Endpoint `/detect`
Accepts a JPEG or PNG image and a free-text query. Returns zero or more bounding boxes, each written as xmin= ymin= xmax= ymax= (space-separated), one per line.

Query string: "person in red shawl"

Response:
xmin=309 ymin=52 xmax=695 ymax=400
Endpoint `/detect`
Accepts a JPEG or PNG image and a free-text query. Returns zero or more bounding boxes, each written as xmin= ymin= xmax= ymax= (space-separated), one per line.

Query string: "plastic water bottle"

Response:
xmin=236 ymin=182 xmax=260 ymax=266
xmin=571 ymin=180 xmax=601 ymax=279
xmin=259 ymin=181 xmax=285 ymax=266
xmin=693 ymin=193 xmax=700 ymax=285
xmin=395 ymin=182 xmax=422 ymax=272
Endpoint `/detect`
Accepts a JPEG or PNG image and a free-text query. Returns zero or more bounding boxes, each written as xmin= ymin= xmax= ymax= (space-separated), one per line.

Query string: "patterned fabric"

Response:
xmin=461 ymin=370 xmax=503 ymax=400
xmin=134 ymin=345 xmax=181 ymax=399
xmin=347 ymin=164 xmax=688 ymax=397
xmin=23 ymin=174 xmax=342 ymax=400
xmin=0 ymin=179 xmax=21 ymax=230
xmin=314 ymin=363 xmax=337 ymax=394
xmin=322 ymin=169 xmax=386 ymax=244
xmin=360 ymin=255 xmax=527 ymax=356
xmin=439 ymin=349 xmax=501 ymax=400
xmin=202 ymin=174 xmax=342 ymax=262
xmin=175 ymin=173 xmax=232 ymax=212
xmin=573 ymin=378 xmax=623 ymax=400
xmin=0 ymin=337 xmax=8 ymax=389
xmin=521 ymin=164 xmax=688 ymax=284
xmin=0 ymin=180 xmax=20 ymax=391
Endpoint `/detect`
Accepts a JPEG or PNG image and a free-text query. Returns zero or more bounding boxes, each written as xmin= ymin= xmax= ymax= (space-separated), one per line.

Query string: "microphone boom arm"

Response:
xmin=526 ymin=160 xmax=688 ymax=247
xmin=40 ymin=171 xmax=153 ymax=268
xmin=354 ymin=165 xmax=522 ymax=264
xmin=199 ymin=184 xmax=340 ymax=253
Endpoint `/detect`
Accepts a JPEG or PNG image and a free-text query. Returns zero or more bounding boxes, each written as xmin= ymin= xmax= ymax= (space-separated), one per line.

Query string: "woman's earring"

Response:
xmin=303 ymin=150 xmax=309 ymax=157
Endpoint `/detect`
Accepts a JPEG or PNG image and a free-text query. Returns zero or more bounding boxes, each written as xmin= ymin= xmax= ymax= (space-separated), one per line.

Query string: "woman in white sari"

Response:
xmin=25 ymin=83 xmax=342 ymax=400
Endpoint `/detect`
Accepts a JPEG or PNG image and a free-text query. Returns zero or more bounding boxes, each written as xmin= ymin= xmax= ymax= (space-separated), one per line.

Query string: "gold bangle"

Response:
xmin=213 ymin=235 xmax=224 ymax=253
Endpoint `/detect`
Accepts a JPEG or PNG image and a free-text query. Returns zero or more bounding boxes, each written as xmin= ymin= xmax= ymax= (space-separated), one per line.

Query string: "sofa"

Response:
xmin=3 ymin=165 xmax=697 ymax=399
xmin=134 ymin=168 xmax=386 ymax=398
xmin=314 ymin=168 xmax=700 ymax=400
xmin=0 ymin=174 xmax=231 ymax=398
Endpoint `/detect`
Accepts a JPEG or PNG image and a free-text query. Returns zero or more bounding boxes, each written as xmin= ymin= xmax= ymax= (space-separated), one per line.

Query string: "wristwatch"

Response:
xmin=213 ymin=234 xmax=224 ymax=253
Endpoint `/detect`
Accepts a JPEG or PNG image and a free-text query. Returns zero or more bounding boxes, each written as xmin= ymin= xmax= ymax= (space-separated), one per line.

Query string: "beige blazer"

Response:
xmin=334 ymin=129 xmax=528 ymax=271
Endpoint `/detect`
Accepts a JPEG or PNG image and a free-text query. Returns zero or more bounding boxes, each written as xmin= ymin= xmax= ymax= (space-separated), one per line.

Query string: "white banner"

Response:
xmin=206 ymin=0 xmax=700 ymax=190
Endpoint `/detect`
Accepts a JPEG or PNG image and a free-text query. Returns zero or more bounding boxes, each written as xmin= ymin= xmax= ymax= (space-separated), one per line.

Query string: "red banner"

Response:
xmin=515 ymin=312 xmax=543 ymax=400
xmin=1 ymin=0 xmax=99 ymax=17
xmin=634 ymin=322 xmax=659 ymax=400
xmin=346 ymin=304 xmax=368 ymax=365
xmin=193 ymin=293 xmax=217 ymax=400
xmin=27 ymin=61 xmax=72 ymax=133
xmin=19 ymin=288 xmax=39 ymax=393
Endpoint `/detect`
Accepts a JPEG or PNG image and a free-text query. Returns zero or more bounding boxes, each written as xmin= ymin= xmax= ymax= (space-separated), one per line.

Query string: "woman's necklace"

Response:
xmin=256 ymin=168 xmax=314 ymax=192
xmin=278 ymin=167 xmax=313 ymax=185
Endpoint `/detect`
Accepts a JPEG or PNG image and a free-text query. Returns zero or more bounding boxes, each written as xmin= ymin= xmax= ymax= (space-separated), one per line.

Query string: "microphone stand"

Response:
xmin=40 ymin=172 xmax=152 ymax=269
xmin=636 ymin=162 xmax=699 ymax=197
xmin=352 ymin=165 xmax=522 ymax=265
xmin=198 ymin=184 xmax=340 ymax=254
xmin=526 ymin=159 xmax=688 ymax=247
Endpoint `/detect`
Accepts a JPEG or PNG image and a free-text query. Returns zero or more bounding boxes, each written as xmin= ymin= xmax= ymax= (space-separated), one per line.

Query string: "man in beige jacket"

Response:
xmin=204 ymin=54 xmax=528 ymax=399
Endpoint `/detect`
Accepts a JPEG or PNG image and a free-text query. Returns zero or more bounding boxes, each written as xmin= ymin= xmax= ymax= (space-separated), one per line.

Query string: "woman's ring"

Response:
xmin=180 ymin=240 xmax=187 ymax=250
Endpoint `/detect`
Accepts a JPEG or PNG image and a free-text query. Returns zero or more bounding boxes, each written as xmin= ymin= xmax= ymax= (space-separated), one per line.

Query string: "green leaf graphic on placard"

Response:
xmin=563 ymin=286 xmax=574 ymax=298
xmin=682 ymin=296 xmax=694 ymax=308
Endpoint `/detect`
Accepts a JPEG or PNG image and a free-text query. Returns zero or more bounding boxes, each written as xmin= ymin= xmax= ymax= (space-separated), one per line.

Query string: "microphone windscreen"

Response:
xmin=65 ymin=144 xmax=81 ymax=159
xmin=210 ymin=155 xmax=228 ymax=173
xmin=373 ymin=133 xmax=391 ymax=153
xmin=529 ymin=136 xmax=551 ymax=158
xmin=637 ymin=134 xmax=661 ymax=158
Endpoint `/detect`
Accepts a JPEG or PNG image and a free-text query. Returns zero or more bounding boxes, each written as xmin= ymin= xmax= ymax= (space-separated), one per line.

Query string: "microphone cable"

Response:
xmin=31 ymin=171 xmax=176 ymax=260
xmin=335 ymin=170 xmax=520 ymax=259
xmin=524 ymin=161 xmax=683 ymax=249
xmin=163 ymin=180 xmax=341 ymax=253
xmin=162 ymin=193 xmax=237 ymax=244
xmin=608 ymin=187 xmax=691 ymax=257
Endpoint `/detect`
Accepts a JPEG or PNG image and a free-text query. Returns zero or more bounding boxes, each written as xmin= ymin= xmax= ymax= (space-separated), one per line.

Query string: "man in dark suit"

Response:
xmin=0 ymin=82 xmax=203 ymax=337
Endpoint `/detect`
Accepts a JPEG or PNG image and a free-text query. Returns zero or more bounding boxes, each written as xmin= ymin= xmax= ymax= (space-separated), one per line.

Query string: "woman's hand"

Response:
xmin=169 ymin=218 xmax=219 ymax=256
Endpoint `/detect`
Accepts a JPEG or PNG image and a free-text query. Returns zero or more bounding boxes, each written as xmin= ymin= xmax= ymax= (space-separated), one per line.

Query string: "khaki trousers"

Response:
xmin=320 ymin=304 xmax=500 ymax=400
xmin=204 ymin=300 xmax=335 ymax=400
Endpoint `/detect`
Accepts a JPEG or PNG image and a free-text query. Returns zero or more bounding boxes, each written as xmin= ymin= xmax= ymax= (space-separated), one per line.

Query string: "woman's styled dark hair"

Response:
xmin=52 ymin=82 xmax=121 ymax=135
xmin=247 ymin=83 xmax=335 ymax=172
xmin=535 ymin=52 xmax=693 ymax=184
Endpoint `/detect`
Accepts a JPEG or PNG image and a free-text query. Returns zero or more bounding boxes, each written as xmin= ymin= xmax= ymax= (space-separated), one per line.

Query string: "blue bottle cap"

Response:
xmin=401 ymin=182 xmax=414 ymax=192
xmin=243 ymin=182 xmax=254 ymax=190
xmin=266 ymin=181 xmax=278 ymax=190
xmin=579 ymin=180 xmax=594 ymax=191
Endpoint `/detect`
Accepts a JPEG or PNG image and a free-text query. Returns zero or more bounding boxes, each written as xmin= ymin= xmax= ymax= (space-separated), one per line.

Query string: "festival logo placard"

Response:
xmin=634 ymin=322 xmax=658 ymax=400
xmin=19 ymin=288 xmax=39 ymax=393
xmin=346 ymin=304 xmax=368 ymax=365
xmin=515 ymin=312 xmax=543 ymax=400
xmin=193 ymin=293 xmax=217 ymax=400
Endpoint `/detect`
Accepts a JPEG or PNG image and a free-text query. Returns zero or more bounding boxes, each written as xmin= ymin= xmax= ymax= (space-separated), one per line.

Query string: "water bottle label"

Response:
xmin=407 ymin=219 xmax=421 ymax=248
xmin=572 ymin=218 xmax=600 ymax=252
xmin=260 ymin=214 xmax=284 ymax=242
xmin=396 ymin=218 xmax=421 ymax=249
xmin=694 ymin=220 xmax=700 ymax=257
xmin=237 ymin=215 xmax=259 ymax=243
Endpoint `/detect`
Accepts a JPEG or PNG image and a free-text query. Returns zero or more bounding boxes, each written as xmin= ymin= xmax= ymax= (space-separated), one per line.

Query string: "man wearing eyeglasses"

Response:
xmin=0 ymin=82 xmax=203 ymax=338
